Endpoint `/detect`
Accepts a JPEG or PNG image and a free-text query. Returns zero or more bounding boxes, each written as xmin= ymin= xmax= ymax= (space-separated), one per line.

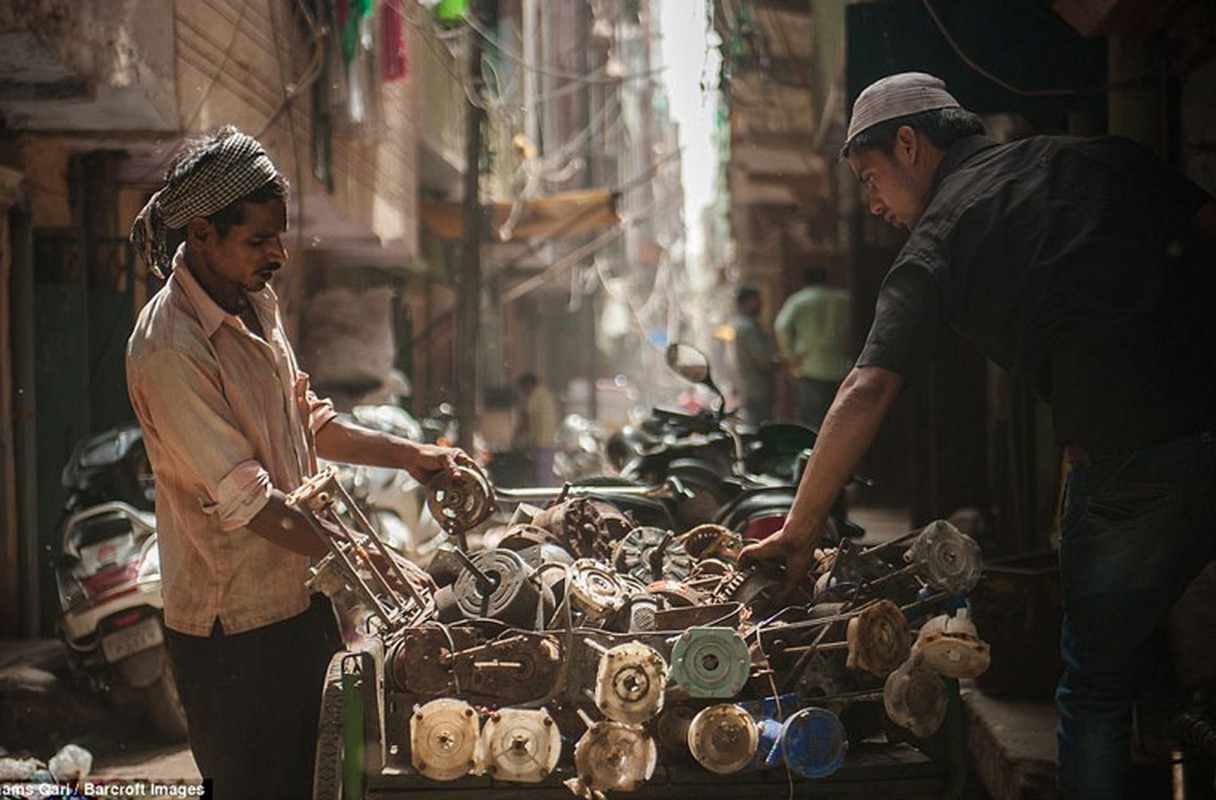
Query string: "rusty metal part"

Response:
xmin=566 ymin=559 xmax=631 ymax=623
xmin=287 ymin=466 xmax=433 ymax=634
xmin=427 ymin=464 xmax=495 ymax=547
xmin=529 ymin=497 xmax=634 ymax=560
xmin=652 ymin=601 xmax=743 ymax=631
xmin=387 ymin=625 xmax=477 ymax=695
xmin=687 ymin=703 xmax=759 ymax=775
xmin=678 ymin=524 xmax=743 ymax=561
xmin=493 ymin=523 xmax=565 ymax=552
xmin=450 ymin=633 xmax=563 ymax=704
xmin=845 ymin=599 xmax=912 ymax=678
xmin=612 ymin=526 xmax=693 ymax=584
xmin=647 ymin=579 xmax=708 ymax=610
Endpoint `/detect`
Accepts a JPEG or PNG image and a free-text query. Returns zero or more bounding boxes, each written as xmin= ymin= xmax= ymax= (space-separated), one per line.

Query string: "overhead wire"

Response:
xmin=921 ymin=0 xmax=1077 ymax=98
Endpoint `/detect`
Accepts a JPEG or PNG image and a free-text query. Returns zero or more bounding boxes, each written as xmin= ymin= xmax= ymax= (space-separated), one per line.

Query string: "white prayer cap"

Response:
xmin=845 ymin=72 xmax=961 ymax=147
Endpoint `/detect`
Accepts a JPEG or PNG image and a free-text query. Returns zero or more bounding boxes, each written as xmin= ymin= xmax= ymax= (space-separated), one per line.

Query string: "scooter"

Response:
xmin=54 ymin=424 xmax=187 ymax=741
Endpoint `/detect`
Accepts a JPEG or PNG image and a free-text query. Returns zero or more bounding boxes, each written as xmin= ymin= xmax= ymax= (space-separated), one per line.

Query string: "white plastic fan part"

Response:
xmin=883 ymin=656 xmax=949 ymax=739
xmin=594 ymin=641 xmax=668 ymax=724
xmin=913 ymin=609 xmax=992 ymax=679
xmin=687 ymin=703 xmax=759 ymax=775
xmin=474 ymin=707 xmax=561 ymax=783
xmin=409 ymin=698 xmax=479 ymax=781
xmin=904 ymin=519 xmax=983 ymax=594
xmin=573 ymin=720 xmax=658 ymax=793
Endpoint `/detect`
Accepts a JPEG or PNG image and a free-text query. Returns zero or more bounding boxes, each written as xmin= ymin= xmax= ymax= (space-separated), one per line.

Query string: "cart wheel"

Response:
xmin=313 ymin=653 xmax=345 ymax=800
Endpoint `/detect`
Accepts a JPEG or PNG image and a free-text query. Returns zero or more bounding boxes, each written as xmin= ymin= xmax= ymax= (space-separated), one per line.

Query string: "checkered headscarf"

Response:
xmin=130 ymin=131 xmax=280 ymax=278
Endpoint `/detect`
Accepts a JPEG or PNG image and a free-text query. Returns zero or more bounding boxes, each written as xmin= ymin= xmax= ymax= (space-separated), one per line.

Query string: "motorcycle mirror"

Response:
xmin=665 ymin=342 xmax=710 ymax=383
xmin=665 ymin=342 xmax=726 ymax=413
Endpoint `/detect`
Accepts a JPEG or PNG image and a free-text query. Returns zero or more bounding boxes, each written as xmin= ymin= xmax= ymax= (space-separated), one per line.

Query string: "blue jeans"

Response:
xmin=1056 ymin=430 xmax=1216 ymax=799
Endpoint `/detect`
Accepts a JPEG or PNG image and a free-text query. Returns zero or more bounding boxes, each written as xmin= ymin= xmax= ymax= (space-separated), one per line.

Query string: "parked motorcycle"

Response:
xmin=54 ymin=424 xmax=187 ymax=741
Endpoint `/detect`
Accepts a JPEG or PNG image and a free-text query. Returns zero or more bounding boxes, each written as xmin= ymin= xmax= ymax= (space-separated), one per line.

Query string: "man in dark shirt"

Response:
xmin=742 ymin=72 xmax=1216 ymax=798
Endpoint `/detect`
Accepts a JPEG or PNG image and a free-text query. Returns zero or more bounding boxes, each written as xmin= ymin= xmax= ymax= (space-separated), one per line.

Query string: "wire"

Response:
xmin=464 ymin=10 xmax=667 ymax=86
xmin=921 ymin=0 xmax=1076 ymax=98
xmin=254 ymin=0 xmax=327 ymax=139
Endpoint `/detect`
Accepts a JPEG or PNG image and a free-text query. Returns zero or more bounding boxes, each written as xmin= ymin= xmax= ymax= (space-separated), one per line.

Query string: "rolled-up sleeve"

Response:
xmin=856 ymin=258 xmax=945 ymax=377
xmin=131 ymin=349 xmax=272 ymax=530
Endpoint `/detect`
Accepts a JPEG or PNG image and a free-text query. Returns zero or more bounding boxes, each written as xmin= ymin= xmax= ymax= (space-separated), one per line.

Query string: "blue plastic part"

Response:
xmin=780 ymin=706 xmax=848 ymax=779
xmin=754 ymin=718 xmax=785 ymax=769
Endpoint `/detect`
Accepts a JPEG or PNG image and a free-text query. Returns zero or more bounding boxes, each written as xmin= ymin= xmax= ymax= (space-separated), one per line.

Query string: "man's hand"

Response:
xmin=740 ymin=524 xmax=821 ymax=603
xmin=402 ymin=442 xmax=477 ymax=484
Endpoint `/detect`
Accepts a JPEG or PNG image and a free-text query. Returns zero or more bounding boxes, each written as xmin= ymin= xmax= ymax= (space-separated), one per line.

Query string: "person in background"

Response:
xmin=126 ymin=126 xmax=473 ymax=800
xmin=732 ymin=283 xmax=779 ymax=426
xmin=774 ymin=264 xmax=852 ymax=429
xmin=513 ymin=373 xmax=559 ymax=485
xmin=742 ymin=72 xmax=1216 ymax=799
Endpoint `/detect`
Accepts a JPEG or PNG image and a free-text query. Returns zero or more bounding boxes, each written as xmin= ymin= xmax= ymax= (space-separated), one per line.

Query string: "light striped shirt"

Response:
xmin=126 ymin=247 xmax=336 ymax=636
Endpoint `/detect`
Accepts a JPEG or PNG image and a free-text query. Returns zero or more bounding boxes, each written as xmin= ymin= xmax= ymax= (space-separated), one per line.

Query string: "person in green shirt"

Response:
xmin=774 ymin=265 xmax=852 ymax=428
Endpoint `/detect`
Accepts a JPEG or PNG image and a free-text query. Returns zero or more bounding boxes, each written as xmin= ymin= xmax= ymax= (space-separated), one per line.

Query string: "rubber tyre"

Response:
xmin=313 ymin=653 xmax=346 ymax=800
xmin=142 ymin=655 xmax=188 ymax=742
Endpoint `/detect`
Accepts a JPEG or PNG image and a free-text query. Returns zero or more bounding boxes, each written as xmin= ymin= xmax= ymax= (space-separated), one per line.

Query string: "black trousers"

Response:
xmin=165 ymin=595 xmax=342 ymax=800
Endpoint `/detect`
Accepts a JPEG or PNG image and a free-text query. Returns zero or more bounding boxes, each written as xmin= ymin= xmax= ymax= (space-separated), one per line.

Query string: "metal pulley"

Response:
xmin=904 ymin=520 xmax=982 ymax=594
xmin=883 ymin=655 xmax=949 ymax=738
xmin=409 ymin=698 xmax=479 ymax=781
xmin=427 ymin=464 xmax=495 ymax=548
xmin=474 ymin=707 xmax=561 ymax=783
xmin=845 ymin=599 xmax=912 ymax=678
xmin=669 ymin=627 xmax=751 ymax=698
xmin=912 ymin=608 xmax=991 ymax=679
xmin=592 ymin=640 xmax=669 ymax=724
xmin=687 ymin=703 xmax=759 ymax=775
xmin=451 ymin=548 xmax=547 ymax=627
xmin=571 ymin=719 xmax=657 ymax=794
xmin=612 ymin=526 xmax=693 ymax=583
xmin=566 ymin=558 xmax=631 ymax=623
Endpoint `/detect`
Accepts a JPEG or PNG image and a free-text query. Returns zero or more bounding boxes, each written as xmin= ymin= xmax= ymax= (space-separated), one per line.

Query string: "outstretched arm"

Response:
xmin=741 ymin=365 xmax=904 ymax=598
xmin=314 ymin=414 xmax=476 ymax=484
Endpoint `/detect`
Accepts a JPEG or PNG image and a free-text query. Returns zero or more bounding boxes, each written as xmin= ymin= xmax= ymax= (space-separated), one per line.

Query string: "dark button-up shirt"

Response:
xmin=857 ymin=134 xmax=1215 ymax=454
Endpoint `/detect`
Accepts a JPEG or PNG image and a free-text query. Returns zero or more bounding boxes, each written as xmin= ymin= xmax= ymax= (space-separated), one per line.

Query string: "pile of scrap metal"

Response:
xmin=289 ymin=464 xmax=991 ymax=797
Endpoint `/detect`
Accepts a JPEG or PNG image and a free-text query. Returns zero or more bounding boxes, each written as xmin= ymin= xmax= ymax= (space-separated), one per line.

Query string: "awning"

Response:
xmin=420 ymin=188 xmax=619 ymax=241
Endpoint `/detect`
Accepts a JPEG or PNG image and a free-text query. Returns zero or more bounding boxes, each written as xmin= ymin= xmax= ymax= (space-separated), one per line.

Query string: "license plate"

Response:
xmin=101 ymin=616 xmax=164 ymax=662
